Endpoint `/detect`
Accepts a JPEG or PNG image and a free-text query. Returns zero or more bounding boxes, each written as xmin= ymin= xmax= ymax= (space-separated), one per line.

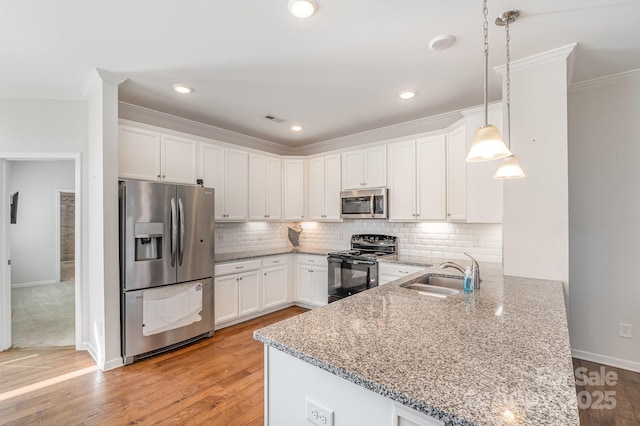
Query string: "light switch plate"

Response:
xmin=619 ymin=322 xmax=632 ymax=339
xmin=306 ymin=397 xmax=334 ymax=426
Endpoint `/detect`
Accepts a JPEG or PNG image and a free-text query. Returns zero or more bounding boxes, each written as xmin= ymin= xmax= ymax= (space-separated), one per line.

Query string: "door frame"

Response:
xmin=0 ymin=153 xmax=82 ymax=350
xmin=0 ymin=159 xmax=10 ymax=350
xmin=56 ymin=188 xmax=75 ymax=283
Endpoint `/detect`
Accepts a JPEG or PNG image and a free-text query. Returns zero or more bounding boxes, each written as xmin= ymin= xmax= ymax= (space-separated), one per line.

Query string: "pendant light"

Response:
xmin=466 ymin=0 xmax=512 ymax=163
xmin=493 ymin=11 xmax=526 ymax=179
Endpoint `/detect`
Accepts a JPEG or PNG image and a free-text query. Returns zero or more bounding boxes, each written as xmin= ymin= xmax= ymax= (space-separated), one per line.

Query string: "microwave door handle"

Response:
xmin=178 ymin=197 xmax=185 ymax=266
xmin=370 ymin=196 xmax=375 ymax=218
xmin=170 ymin=197 xmax=177 ymax=267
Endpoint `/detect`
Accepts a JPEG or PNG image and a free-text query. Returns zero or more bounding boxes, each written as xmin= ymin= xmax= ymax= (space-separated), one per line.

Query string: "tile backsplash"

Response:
xmin=215 ymin=220 xmax=502 ymax=263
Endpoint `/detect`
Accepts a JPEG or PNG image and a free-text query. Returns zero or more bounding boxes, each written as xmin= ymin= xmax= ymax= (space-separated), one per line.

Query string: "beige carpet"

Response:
xmin=11 ymin=280 xmax=75 ymax=347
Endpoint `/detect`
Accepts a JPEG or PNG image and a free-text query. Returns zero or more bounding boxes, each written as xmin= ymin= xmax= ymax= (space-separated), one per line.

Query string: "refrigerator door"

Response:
xmin=120 ymin=180 xmax=177 ymax=291
xmin=176 ymin=185 xmax=215 ymax=283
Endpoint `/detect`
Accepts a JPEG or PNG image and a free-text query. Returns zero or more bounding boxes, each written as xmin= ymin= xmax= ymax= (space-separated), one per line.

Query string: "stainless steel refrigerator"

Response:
xmin=119 ymin=180 xmax=215 ymax=364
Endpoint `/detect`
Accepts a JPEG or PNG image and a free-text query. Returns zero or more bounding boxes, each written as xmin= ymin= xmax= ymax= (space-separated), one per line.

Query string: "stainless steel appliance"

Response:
xmin=340 ymin=188 xmax=388 ymax=219
xmin=119 ymin=180 xmax=215 ymax=364
xmin=327 ymin=234 xmax=397 ymax=303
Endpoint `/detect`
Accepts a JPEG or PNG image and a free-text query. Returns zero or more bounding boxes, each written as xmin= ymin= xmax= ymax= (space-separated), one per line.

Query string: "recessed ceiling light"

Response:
xmin=399 ymin=90 xmax=416 ymax=100
xmin=288 ymin=0 xmax=316 ymax=18
xmin=429 ymin=34 xmax=457 ymax=51
xmin=173 ymin=84 xmax=192 ymax=94
xmin=291 ymin=125 xmax=303 ymax=132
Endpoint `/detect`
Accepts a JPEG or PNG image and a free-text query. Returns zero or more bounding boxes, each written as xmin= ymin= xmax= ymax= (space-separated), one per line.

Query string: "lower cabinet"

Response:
xmin=296 ymin=255 xmax=328 ymax=308
xmin=263 ymin=256 xmax=290 ymax=310
xmin=238 ymin=270 xmax=261 ymax=317
xmin=214 ymin=259 xmax=262 ymax=327
xmin=214 ymin=274 xmax=240 ymax=323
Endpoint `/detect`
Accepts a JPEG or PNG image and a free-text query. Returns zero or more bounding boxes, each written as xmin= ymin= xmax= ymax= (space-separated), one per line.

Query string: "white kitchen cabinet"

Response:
xmin=462 ymin=104 xmax=504 ymax=223
xmin=118 ymin=125 xmax=198 ymax=184
xmin=378 ymin=262 xmax=428 ymax=285
xmin=214 ymin=274 xmax=239 ymax=323
xmin=262 ymin=256 xmax=289 ymax=310
xmin=200 ymin=144 xmax=248 ymax=221
xmin=214 ymin=259 xmax=261 ymax=326
xmin=447 ymin=123 xmax=467 ymax=221
xmin=341 ymin=146 xmax=386 ymax=190
xmin=238 ymin=270 xmax=261 ymax=316
xmin=296 ymin=255 xmax=328 ymax=307
xmin=249 ymin=154 xmax=282 ymax=221
xmin=388 ymin=135 xmax=446 ymax=221
xmin=308 ymin=154 xmax=342 ymax=221
xmin=283 ymin=159 xmax=305 ymax=221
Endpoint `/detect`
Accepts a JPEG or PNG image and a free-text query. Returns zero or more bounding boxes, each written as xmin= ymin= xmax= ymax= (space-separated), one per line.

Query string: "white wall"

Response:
xmin=567 ymin=71 xmax=640 ymax=371
xmin=215 ymin=221 xmax=502 ymax=263
xmin=9 ymin=161 xmax=74 ymax=286
xmin=501 ymin=46 xmax=573 ymax=283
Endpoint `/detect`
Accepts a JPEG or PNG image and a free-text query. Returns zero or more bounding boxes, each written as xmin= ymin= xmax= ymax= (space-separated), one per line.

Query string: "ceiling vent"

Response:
xmin=263 ymin=114 xmax=286 ymax=123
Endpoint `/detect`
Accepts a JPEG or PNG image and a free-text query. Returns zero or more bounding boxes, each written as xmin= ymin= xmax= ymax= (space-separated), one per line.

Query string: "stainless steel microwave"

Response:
xmin=340 ymin=188 xmax=388 ymax=219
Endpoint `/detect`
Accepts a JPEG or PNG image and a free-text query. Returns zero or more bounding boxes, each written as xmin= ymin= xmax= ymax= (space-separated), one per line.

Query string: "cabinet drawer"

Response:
xmin=262 ymin=255 xmax=288 ymax=267
xmin=215 ymin=259 xmax=261 ymax=276
xmin=296 ymin=254 xmax=327 ymax=267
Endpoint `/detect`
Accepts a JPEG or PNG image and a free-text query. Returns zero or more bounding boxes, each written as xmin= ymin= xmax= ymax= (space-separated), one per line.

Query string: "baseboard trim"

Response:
xmin=11 ymin=279 xmax=58 ymax=289
xmin=86 ymin=342 xmax=103 ymax=370
xmin=572 ymin=348 xmax=640 ymax=373
xmin=103 ymin=357 xmax=124 ymax=371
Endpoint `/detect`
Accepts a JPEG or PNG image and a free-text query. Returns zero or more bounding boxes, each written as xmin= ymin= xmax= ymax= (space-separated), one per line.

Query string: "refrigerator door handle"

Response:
xmin=170 ymin=197 xmax=177 ymax=267
xmin=178 ymin=197 xmax=185 ymax=266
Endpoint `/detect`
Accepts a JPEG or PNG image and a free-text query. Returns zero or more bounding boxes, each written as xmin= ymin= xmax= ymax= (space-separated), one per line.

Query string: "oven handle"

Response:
xmin=328 ymin=256 xmax=375 ymax=266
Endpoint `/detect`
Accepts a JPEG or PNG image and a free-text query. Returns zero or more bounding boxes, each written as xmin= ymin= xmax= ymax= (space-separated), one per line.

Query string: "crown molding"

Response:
xmin=460 ymin=101 xmax=502 ymax=118
xmin=296 ymin=110 xmax=462 ymax=156
xmin=494 ymin=43 xmax=578 ymax=77
xmin=118 ymin=102 xmax=296 ymax=156
xmin=569 ymin=68 xmax=640 ymax=93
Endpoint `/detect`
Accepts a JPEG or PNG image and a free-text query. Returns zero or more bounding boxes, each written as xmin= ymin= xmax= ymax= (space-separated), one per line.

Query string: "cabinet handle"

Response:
xmin=273 ymin=260 xmax=280 ymax=263
xmin=235 ymin=266 xmax=244 ymax=269
xmin=264 ymin=273 xmax=267 ymax=276
xmin=447 ymin=213 xmax=451 ymax=216
xmin=240 ymin=277 xmax=243 ymax=281
xmin=308 ymin=260 xmax=315 ymax=263
xmin=162 ymin=175 xmax=166 ymax=178
xmin=157 ymin=175 xmax=161 ymax=178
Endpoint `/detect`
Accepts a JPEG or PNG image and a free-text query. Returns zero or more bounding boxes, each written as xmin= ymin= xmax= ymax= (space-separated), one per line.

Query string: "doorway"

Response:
xmin=0 ymin=155 xmax=81 ymax=352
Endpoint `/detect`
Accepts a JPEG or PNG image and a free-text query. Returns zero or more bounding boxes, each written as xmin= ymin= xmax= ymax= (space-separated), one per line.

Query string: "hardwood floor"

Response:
xmin=0 ymin=306 xmax=307 ymax=425
xmin=1 ymin=306 xmax=639 ymax=425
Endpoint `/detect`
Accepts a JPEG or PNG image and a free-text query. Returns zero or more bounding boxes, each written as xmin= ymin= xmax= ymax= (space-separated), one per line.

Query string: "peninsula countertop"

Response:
xmin=253 ymin=261 xmax=580 ymax=426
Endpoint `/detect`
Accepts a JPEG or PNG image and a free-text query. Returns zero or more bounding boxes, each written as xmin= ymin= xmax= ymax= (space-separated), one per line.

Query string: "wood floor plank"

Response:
xmin=2 ymin=307 xmax=638 ymax=426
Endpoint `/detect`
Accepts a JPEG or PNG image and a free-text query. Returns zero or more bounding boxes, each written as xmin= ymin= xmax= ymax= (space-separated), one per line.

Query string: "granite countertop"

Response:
xmin=253 ymin=262 xmax=579 ymax=426
xmin=214 ymin=246 xmax=342 ymax=263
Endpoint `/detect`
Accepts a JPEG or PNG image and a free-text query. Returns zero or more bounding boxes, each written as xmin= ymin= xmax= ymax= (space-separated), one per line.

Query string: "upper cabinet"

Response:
xmin=119 ymin=125 xmax=197 ymax=184
xmin=462 ymin=105 xmax=504 ymax=223
xmin=341 ymin=146 xmax=386 ymax=190
xmin=388 ymin=135 xmax=446 ymax=221
xmin=446 ymin=124 xmax=467 ymax=221
xmin=200 ymin=144 xmax=248 ymax=221
xmin=249 ymin=154 xmax=282 ymax=221
xmin=283 ymin=159 xmax=305 ymax=221
xmin=308 ymin=154 xmax=342 ymax=221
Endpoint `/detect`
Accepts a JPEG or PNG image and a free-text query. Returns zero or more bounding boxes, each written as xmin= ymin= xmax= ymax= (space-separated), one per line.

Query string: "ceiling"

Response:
xmin=2 ymin=1 xmax=639 ymax=148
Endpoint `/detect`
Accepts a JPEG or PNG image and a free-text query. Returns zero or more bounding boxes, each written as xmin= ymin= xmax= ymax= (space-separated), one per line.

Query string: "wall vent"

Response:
xmin=263 ymin=114 xmax=286 ymax=123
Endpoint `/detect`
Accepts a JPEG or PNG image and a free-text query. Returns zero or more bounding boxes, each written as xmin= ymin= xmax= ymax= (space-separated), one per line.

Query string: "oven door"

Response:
xmin=327 ymin=257 xmax=378 ymax=303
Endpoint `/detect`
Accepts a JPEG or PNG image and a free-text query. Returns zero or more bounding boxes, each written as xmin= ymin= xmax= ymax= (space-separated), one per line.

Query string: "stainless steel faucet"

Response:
xmin=439 ymin=252 xmax=481 ymax=289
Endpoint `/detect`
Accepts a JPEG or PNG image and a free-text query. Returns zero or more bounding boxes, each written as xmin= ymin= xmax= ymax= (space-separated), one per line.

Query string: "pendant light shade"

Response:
xmin=493 ymin=154 xmax=526 ymax=179
xmin=466 ymin=125 xmax=512 ymax=162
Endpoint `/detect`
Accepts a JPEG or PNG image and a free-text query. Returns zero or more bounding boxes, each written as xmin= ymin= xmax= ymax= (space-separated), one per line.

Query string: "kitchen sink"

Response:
xmin=400 ymin=282 xmax=459 ymax=298
xmin=414 ymin=275 xmax=464 ymax=289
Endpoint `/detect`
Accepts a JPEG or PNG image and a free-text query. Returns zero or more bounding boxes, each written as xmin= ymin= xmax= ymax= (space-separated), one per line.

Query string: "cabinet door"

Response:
xmin=323 ymin=155 xmax=342 ymax=220
xmin=311 ymin=265 xmax=328 ymax=307
xmin=248 ymin=154 xmax=267 ymax=220
xmin=118 ymin=126 xmax=161 ymax=181
xmin=307 ymin=157 xmax=326 ymax=220
xmin=200 ymin=144 xmax=226 ymax=220
xmin=161 ymin=134 xmax=198 ymax=184
xmin=388 ymin=140 xmax=416 ymax=221
xmin=238 ymin=270 xmax=261 ymax=316
xmin=225 ymin=149 xmax=249 ymax=221
xmin=263 ymin=265 xmax=288 ymax=310
xmin=265 ymin=156 xmax=282 ymax=220
xmin=214 ymin=274 xmax=239 ymax=323
xmin=447 ymin=124 xmax=467 ymax=221
xmin=364 ymin=146 xmax=387 ymax=188
xmin=341 ymin=151 xmax=365 ymax=190
xmin=416 ymin=135 xmax=446 ymax=220
xmin=296 ymin=265 xmax=313 ymax=304
xmin=283 ymin=159 xmax=305 ymax=221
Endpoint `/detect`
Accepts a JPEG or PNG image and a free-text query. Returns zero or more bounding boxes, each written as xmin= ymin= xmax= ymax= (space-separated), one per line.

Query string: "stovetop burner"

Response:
xmin=328 ymin=234 xmax=397 ymax=261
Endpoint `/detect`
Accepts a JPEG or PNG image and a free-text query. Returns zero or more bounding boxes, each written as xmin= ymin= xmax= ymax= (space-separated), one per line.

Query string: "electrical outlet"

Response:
xmin=473 ymin=236 xmax=481 ymax=247
xmin=619 ymin=322 xmax=632 ymax=339
xmin=218 ymin=234 xmax=224 ymax=242
xmin=306 ymin=398 xmax=334 ymax=426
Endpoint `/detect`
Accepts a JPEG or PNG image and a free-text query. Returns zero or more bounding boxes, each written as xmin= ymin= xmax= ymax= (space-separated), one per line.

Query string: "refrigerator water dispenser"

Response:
xmin=134 ymin=222 xmax=164 ymax=261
